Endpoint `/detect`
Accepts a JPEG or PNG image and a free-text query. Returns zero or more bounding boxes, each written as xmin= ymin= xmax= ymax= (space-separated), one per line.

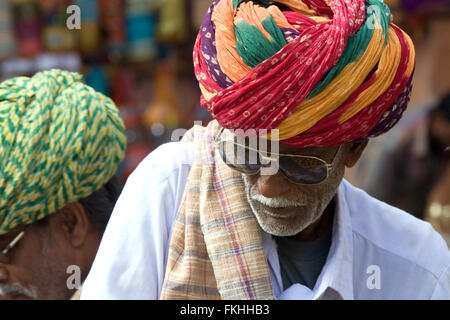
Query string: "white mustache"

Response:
xmin=251 ymin=193 xmax=305 ymax=208
xmin=0 ymin=283 xmax=36 ymax=299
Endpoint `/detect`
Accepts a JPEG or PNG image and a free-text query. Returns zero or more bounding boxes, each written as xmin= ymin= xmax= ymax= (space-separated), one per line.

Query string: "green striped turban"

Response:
xmin=0 ymin=69 xmax=127 ymax=235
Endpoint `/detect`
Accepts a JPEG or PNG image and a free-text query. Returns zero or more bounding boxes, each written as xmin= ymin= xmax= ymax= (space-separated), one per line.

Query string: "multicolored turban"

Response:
xmin=194 ymin=0 xmax=415 ymax=146
xmin=0 ymin=69 xmax=127 ymax=235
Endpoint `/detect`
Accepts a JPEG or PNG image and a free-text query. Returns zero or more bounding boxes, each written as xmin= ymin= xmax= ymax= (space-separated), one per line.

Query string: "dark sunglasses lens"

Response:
xmin=279 ymin=156 xmax=328 ymax=184
xmin=218 ymin=141 xmax=260 ymax=174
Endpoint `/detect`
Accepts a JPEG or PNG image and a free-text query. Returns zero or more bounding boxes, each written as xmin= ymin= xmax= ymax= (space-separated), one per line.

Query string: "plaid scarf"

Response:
xmin=160 ymin=120 xmax=276 ymax=300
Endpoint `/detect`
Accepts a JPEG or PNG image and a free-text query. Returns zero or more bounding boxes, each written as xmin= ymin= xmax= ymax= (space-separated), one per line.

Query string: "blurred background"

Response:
xmin=0 ymin=0 xmax=448 ymax=243
xmin=0 ymin=0 xmax=214 ymax=184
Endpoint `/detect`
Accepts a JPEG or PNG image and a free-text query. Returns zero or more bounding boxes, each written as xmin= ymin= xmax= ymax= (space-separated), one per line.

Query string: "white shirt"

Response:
xmin=81 ymin=141 xmax=450 ymax=300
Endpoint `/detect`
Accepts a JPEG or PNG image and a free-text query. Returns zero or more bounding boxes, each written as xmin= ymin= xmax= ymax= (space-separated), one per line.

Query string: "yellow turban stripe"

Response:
xmin=274 ymin=23 xmax=414 ymax=140
xmin=0 ymin=69 xmax=127 ymax=235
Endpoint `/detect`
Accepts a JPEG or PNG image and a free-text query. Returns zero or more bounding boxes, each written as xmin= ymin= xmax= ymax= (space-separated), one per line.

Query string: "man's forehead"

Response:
xmin=222 ymin=128 xmax=341 ymax=157
xmin=278 ymin=141 xmax=337 ymax=156
xmin=232 ymin=134 xmax=338 ymax=156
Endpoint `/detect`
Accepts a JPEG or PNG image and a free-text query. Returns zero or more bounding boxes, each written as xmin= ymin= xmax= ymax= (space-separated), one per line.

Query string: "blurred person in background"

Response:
xmin=82 ymin=0 xmax=449 ymax=300
xmin=361 ymin=94 xmax=449 ymax=224
xmin=425 ymin=94 xmax=450 ymax=244
xmin=0 ymin=69 xmax=126 ymax=299
xmin=345 ymin=12 xmax=450 ymax=245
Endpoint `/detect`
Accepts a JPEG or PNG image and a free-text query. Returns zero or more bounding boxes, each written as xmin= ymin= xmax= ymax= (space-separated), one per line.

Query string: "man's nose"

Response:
xmin=255 ymin=171 xmax=291 ymax=198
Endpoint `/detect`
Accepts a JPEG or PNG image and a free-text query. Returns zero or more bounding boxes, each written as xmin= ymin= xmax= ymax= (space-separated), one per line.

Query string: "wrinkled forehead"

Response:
xmin=278 ymin=141 xmax=339 ymax=158
xmin=219 ymin=127 xmax=340 ymax=158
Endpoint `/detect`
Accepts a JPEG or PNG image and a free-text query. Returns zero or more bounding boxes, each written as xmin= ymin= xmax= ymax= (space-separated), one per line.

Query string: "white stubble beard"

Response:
xmin=241 ymin=157 xmax=344 ymax=237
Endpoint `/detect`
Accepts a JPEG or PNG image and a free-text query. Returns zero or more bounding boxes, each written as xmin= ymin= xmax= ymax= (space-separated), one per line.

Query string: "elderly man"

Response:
xmin=82 ymin=0 xmax=449 ymax=300
xmin=0 ymin=69 xmax=126 ymax=299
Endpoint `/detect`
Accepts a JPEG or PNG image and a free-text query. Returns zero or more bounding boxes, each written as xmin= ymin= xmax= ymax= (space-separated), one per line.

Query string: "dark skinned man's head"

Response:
xmin=217 ymin=129 xmax=368 ymax=240
xmin=430 ymin=93 xmax=450 ymax=149
xmin=0 ymin=177 xmax=122 ymax=300
xmin=0 ymin=70 xmax=126 ymax=299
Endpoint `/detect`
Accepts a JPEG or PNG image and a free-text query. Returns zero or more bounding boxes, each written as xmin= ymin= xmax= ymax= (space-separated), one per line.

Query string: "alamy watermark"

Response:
xmin=366 ymin=265 xmax=381 ymax=290
xmin=65 ymin=4 xmax=387 ymax=32
xmin=66 ymin=265 xmax=81 ymax=290
xmin=366 ymin=5 xmax=387 ymax=30
xmin=66 ymin=5 xmax=81 ymax=30
xmin=171 ymin=121 xmax=281 ymax=176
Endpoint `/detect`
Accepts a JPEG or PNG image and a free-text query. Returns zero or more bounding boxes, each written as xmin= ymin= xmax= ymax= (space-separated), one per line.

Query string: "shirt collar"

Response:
xmin=314 ymin=180 xmax=354 ymax=300
xmin=262 ymin=180 xmax=354 ymax=300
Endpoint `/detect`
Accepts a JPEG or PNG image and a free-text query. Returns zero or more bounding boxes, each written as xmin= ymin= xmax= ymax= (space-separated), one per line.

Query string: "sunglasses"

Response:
xmin=214 ymin=129 xmax=341 ymax=185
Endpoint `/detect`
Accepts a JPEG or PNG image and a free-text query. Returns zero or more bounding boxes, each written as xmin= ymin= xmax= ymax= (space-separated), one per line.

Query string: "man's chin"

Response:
xmin=260 ymin=208 xmax=302 ymax=220
xmin=253 ymin=201 xmax=305 ymax=219
xmin=0 ymin=284 xmax=38 ymax=300
xmin=251 ymin=204 xmax=311 ymax=236
xmin=258 ymin=217 xmax=305 ymax=237
xmin=0 ymin=294 xmax=34 ymax=300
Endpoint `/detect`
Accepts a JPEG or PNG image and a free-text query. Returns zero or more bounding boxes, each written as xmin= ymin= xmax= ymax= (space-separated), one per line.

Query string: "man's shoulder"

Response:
xmin=130 ymin=141 xmax=195 ymax=183
xmin=341 ymin=180 xmax=450 ymax=278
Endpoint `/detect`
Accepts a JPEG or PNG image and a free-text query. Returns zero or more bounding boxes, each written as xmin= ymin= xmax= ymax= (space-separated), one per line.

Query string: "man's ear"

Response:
xmin=344 ymin=140 xmax=369 ymax=168
xmin=55 ymin=202 xmax=90 ymax=248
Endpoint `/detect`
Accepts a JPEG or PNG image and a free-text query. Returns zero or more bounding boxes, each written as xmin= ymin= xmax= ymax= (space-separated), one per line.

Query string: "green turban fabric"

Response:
xmin=0 ymin=69 xmax=127 ymax=235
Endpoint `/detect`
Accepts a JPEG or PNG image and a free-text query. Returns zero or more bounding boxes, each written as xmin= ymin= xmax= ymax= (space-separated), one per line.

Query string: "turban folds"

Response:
xmin=0 ymin=69 xmax=127 ymax=235
xmin=194 ymin=0 xmax=415 ymax=146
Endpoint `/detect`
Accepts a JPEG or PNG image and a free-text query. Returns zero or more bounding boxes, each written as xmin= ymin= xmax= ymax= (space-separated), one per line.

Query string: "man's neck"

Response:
xmin=290 ymin=198 xmax=335 ymax=242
